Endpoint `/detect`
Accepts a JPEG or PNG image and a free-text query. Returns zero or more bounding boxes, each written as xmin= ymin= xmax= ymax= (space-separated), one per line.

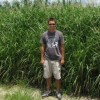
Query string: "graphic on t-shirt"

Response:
xmin=47 ymin=37 xmax=58 ymax=48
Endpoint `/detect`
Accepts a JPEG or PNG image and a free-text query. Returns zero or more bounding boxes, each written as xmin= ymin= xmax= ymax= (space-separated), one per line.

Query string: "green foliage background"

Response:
xmin=0 ymin=5 xmax=100 ymax=96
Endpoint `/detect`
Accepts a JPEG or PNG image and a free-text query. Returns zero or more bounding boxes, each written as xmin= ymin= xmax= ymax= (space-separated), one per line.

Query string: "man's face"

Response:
xmin=48 ymin=20 xmax=56 ymax=30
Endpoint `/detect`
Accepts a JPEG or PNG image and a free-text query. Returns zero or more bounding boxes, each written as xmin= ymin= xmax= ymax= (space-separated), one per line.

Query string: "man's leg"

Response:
xmin=46 ymin=77 xmax=52 ymax=91
xmin=53 ymin=61 xmax=62 ymax=99
xmin=42 ymin=77 xmax=52 ymax=97
xmin=56 ymin=79 xmax=61 ymax=92
xmin=55 ymin=79 xmax=62 ymax=99
xmin=53 ymin=61 xmax=61 ymax=91
xmin=42 ymin=60 xmax=52 ymax=97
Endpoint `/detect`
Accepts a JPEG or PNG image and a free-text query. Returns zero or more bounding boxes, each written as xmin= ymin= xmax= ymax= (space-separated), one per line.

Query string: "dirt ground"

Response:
xmin=0 ymin=85 xmax=99 ymax=100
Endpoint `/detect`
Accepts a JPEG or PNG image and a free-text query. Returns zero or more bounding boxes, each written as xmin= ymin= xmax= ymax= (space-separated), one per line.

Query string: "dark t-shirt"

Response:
xmin=40 ymin=30 xmax=64 ymax=61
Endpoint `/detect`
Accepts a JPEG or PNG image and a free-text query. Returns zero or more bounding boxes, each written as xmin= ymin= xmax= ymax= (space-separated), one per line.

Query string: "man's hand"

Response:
xmin=40 ymin=59 xmax=45 ymax=65
xmin=60 ymin=59 xmax=64 ymax=65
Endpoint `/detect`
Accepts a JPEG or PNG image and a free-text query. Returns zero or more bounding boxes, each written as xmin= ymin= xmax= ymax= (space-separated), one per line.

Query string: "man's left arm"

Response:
xmin=60 ymin=33 xmax=65 ymax=65
xmin=60 ymin=44 xmax=65 ymax=65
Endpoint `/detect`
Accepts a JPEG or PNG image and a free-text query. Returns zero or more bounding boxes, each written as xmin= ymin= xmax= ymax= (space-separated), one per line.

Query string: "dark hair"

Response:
xmin=48 ymin=17 xmax=56 ymax=24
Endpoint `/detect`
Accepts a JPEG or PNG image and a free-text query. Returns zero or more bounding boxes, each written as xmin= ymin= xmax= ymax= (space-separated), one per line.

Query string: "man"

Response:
xmin=40 ymin=17 xmax=64 ymax=99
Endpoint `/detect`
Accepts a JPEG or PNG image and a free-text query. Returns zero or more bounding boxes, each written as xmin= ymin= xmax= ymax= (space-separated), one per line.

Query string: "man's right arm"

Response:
xmin=40 ymin=44 xmax=45 ymax=65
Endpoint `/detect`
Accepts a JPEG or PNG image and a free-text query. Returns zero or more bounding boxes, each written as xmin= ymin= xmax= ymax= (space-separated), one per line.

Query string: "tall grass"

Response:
xmin=4 ymin=87 xmax=42 ymax=100
xmin=5 ymin=91 xmax=33 ymax=100
xmin=0 ymin=5 xmax=100 ymax=97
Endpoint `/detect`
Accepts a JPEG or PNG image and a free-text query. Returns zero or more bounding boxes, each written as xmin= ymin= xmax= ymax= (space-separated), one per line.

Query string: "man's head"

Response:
xmin=48 ymin=17 xmax=56 ymax=32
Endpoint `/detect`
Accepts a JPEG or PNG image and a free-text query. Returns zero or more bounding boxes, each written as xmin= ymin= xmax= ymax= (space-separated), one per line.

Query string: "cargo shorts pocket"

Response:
xmin=53 ymin=61 xmax=61 ymax=80
xmin=43 ymin=60 xmax=51 ymax=79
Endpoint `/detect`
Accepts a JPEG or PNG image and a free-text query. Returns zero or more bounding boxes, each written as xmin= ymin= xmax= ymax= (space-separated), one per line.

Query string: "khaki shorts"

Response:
xmin=43 ymin=59 xmax=61 ymax=80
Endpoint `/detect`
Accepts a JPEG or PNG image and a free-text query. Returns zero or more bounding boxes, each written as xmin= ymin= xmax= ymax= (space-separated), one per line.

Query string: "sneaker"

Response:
xmin=42 ymin=90 xmax=51 ymax=97
xmin=55 ymin=91 xmax=62 ymax=100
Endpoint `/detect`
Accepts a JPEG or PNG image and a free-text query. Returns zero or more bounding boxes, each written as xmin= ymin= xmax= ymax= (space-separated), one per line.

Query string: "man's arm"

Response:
xmin=60 ymin=44 xmax=65 ymax=65
xmin=40 ymin=44 xmax=45 ymax=64
xmin=59 ymin=32 xmax=65 ymax=65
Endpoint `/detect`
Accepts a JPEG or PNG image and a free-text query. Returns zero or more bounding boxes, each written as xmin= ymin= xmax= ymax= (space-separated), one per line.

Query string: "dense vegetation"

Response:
xmin=0 ymin=3 xmax=100 ymax=97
